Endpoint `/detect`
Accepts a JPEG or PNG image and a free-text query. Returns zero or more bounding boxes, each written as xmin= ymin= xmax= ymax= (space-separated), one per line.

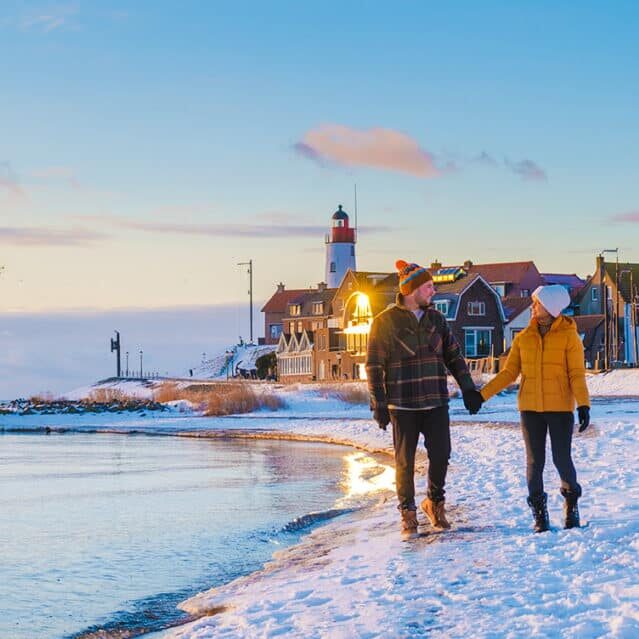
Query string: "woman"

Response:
xmin=479 ymin=285 xmax=591 ymax=532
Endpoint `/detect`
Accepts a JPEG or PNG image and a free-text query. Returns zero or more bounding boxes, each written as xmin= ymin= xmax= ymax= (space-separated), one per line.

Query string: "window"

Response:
xmin=465 ymin=329 xmax=492 ymax=357
xmin=521 ymin=289 xmax=530 ymax=297
xmin=289 ymin=322 xmax=295 ymax=334
xmin=312 ymin=302 xmax=324 ymax=315
xmin=350 ymin=246 xmax=355 ymax=256
xmin=434 ymin=301 xmax=449 ymax=316
xmin=269 ymin=324 xmax=282 ymax=340
xmin=289 ymin=304 xmax=301 ymax=316
xmin=467 ymin=301 xmax=486 ymax=316
xmin=330 ymin=262 xmax=336 ymax=273
xmin=591 ymin=288 xmax=598 ymax=302
xmin=492 ymin=284 xmax=506 ymax=297
xmin=297 ymin=321 xmax=303 ymax=333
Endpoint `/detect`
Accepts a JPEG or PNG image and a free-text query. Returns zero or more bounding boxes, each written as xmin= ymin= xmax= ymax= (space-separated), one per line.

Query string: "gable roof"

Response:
xmin=465 ymin=261 xmax=541 ymax=284
xmin=502 ymin=296 xmax=533 ymax=321
xmin=261 ymin=288 xmax=309 ymax=313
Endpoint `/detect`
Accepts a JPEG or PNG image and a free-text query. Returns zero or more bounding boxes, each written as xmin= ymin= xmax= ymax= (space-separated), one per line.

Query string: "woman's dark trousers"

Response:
xmin=520 ymin=411 xmax=581 ymax=500
xmin=390 ymin=406 xmax=451 ymax=511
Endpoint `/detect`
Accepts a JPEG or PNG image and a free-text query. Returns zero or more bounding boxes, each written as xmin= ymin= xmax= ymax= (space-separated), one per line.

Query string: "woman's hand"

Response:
xmin=577 ymin=406 xmax=590 ymax=432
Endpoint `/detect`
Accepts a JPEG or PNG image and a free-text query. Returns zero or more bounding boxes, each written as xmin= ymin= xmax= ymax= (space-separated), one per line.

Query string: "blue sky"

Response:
xmin=1 ymin=1 xmax=638 ymax=393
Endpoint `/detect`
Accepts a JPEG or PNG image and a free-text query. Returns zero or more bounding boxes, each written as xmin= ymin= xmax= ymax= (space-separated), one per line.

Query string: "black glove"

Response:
xmin=373 ymin=406 xmax=391 ymax=430
xmin=577 ymin=405 xmax=590 ymax=432
xmin=463 ymin=389 xmax=484 ymax=415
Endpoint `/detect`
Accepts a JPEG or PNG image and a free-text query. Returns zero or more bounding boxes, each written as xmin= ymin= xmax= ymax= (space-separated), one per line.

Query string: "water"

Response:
xmin=0 ymin=431 xmax=362 ymax=639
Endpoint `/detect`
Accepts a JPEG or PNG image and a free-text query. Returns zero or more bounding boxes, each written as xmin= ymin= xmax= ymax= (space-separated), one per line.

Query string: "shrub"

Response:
xmin=318 ymin=382 xmax=369 ymax=404
xmin=153 ymin=381 xmax=284 ymax=415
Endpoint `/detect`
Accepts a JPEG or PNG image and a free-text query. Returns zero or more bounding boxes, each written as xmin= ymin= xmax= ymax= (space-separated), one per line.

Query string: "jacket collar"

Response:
xmin=395 ymin=292 xmax=431 ymax=313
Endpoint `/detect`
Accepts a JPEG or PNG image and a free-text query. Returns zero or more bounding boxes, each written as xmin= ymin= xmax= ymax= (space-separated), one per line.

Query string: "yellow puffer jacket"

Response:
xmin=481 ymin=315 xmax=590 ymax=412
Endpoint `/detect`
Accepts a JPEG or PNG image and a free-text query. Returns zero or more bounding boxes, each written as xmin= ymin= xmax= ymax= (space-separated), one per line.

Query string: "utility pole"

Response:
xmin=110 ymin=331 xmax=121 ymax=377
xmin=237 ymin=259 xmax=254 ymax=343
xmin=139 ymin=350 xmax=143 ymax=378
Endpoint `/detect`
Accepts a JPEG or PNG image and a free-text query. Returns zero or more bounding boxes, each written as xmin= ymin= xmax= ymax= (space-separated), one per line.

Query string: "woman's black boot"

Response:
xmin=527 ymin=493 xmax=550 ymax=533
xmin=561 ymin=488 xmax=581 ymax=529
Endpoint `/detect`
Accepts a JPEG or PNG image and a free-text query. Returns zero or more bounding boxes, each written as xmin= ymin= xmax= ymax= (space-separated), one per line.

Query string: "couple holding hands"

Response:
xmin=366 ymin=260 xmax=590 ymax=537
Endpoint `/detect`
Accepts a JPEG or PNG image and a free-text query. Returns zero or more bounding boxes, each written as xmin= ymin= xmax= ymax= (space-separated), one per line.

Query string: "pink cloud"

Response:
xmin=0 ymin=227 xmax=107 ymax=247
xmin=611 ymin=210 xmax=639 ymax=223
xmin=295 ymin=124 xmax=440 ymax=178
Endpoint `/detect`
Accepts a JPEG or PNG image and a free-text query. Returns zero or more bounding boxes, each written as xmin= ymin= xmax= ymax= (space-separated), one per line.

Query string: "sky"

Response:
xmin=1 ymin=1 xmax=638 ymax=395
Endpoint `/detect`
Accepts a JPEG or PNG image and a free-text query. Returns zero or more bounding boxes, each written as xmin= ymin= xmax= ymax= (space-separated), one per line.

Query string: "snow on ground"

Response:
xmin=5 ymin=373 xmax=639 ymax=638
xmin=586 ymin=369 xmax=639 ymax=396
xmin=160 ymin=410 xmax=639 ymax=639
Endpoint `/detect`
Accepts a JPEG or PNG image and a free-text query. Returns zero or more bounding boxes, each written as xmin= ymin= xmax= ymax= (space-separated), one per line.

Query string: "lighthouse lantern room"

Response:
xmin=324 ymin=204 xmax=356 ymax=288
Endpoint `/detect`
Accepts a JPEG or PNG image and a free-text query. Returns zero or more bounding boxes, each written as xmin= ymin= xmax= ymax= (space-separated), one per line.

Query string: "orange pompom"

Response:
xmin=395 ymin=259 xmax=408 ymax=271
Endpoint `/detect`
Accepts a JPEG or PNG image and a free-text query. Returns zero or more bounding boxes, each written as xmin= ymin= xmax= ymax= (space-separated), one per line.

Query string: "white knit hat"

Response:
xmin=532 ymin=285 xmax=571 ymax=317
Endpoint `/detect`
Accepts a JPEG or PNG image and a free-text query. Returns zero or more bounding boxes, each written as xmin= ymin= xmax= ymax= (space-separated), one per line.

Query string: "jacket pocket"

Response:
xmin=427 ymin=329 xmax=443 ymax=355
xmin=517 ymin=374 xmax=527 ymax=399
xmin=393 ymin=327 xmax=419 ymax=357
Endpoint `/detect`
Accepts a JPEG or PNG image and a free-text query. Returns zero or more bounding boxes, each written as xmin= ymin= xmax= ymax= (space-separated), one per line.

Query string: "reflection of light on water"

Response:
xmin=341 ymin=452 xmax=395 ymax=500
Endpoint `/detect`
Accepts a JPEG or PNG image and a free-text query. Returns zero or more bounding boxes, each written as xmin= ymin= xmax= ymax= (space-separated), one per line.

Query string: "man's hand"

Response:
xmin=577 ymin=405 xmax=590 ymax=432
xmin=373 ymin=406 xmax=391 ymax=430
xmin=463 ymin=389 xmax=484 ymax=415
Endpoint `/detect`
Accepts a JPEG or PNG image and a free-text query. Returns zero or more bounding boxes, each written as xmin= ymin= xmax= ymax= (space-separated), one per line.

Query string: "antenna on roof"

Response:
xmin=354 ymin=184 xmax=358 ymax=232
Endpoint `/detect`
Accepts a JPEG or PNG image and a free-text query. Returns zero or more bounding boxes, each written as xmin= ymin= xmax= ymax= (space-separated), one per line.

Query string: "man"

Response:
xmin=366 ymin=260 xmax=484 ymax=537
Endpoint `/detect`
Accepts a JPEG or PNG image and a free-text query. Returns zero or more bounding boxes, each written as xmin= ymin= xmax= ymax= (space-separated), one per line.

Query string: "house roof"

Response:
xmin=464 ymin=261 xmax=540 ymax=285
xmin=604 ymin=262 xmax=639 ymax=302
xmin=283 ymin=288 xmax=336 ymax=319
xmin=542 ymin=273 xmax=586 ymax=298
xmin=574 ymin=314 xmax=604 ymax=332
xmin=502 ymin=296 xmax=533 ymax=321
xmin=261 ymin=288 xmax=309 ymax=313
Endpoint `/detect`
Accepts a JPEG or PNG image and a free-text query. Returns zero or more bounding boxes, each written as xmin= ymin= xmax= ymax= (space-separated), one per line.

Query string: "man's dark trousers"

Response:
xmin=390 ymin=406 xmax=451 ymax=511
xmin=520 ymin=411 xmax=581 ymax=499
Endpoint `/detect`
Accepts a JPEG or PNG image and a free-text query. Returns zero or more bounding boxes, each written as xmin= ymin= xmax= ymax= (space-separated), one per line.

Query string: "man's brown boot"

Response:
xmin=400 ymin=509 xmax=419 ymax=539
xmin=420 ymin=497 xmax=451 ymax=529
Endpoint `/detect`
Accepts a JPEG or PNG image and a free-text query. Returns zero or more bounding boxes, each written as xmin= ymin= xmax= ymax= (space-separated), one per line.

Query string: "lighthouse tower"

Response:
xmin=325 ymin=204 xmax=356 ymax=288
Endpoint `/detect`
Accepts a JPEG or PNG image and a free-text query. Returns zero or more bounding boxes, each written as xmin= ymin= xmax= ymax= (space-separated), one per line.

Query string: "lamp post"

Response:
xmin=139 ymin=350 xmax=143 ymax=379
xmin=110 ymin=331 xmax=121 ymax=377
xmin=125 ymin=351 xmax=129 ymax=377
xmin=599 ymin=249 xmax=618 ymax=369
xmin=237 ymin=259 xmax=254 ymax=343
xmin=620 ymin=269 xmax=636 ymax=365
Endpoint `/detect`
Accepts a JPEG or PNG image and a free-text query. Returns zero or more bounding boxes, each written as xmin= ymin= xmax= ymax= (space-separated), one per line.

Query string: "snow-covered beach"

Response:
xmin=2 ymin=371 xmax=639 ymax=638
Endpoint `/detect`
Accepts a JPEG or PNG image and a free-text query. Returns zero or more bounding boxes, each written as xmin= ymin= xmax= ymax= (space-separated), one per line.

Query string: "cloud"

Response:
xmin=31 ymin=165 xmax=81 ymax=189
xmin=294 ymin=124 xmax=440 ymax=178
xmin=21 ymin=4 xmax=79 ymax=32
xmin=473 ymin=151 xmax=499 ymax=167
xmin=611 ymin=210 xmax=639 ymax=223
xmin=504 ymin=158 xmax=547 ymax=182
xmin=0 ymin=161 xmax=26 ymax=199
xmin=0 ymin=226 xmax=107 ymax=247
xmin=74 ymin=215 xmax=391 ymax=238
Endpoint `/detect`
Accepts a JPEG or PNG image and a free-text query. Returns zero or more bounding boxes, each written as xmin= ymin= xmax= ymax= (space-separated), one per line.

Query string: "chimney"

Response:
xmin=430 ymin=260 xmax=442 ymax=271
xmin=317 ymin=281 xmax=327 ymax=292
xmin=463 ymin=260 xmax=473 ymax=270
xmin=276 ymin=282 xmax=285 ymax=293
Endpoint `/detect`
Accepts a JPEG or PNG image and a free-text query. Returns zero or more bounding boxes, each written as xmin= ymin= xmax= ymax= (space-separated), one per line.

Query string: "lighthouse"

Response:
xmin=325 ymin=204 xmax=356 ymax=288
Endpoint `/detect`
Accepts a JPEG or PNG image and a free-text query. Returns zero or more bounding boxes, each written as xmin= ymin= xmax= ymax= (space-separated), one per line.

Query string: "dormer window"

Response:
xmin=312 ymin=302 xmax=324 ymax=315
xmin=467 ymin=301 xmax=486 ymax=316
xmin=289 ymin=304 xmax=301 ymax=316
